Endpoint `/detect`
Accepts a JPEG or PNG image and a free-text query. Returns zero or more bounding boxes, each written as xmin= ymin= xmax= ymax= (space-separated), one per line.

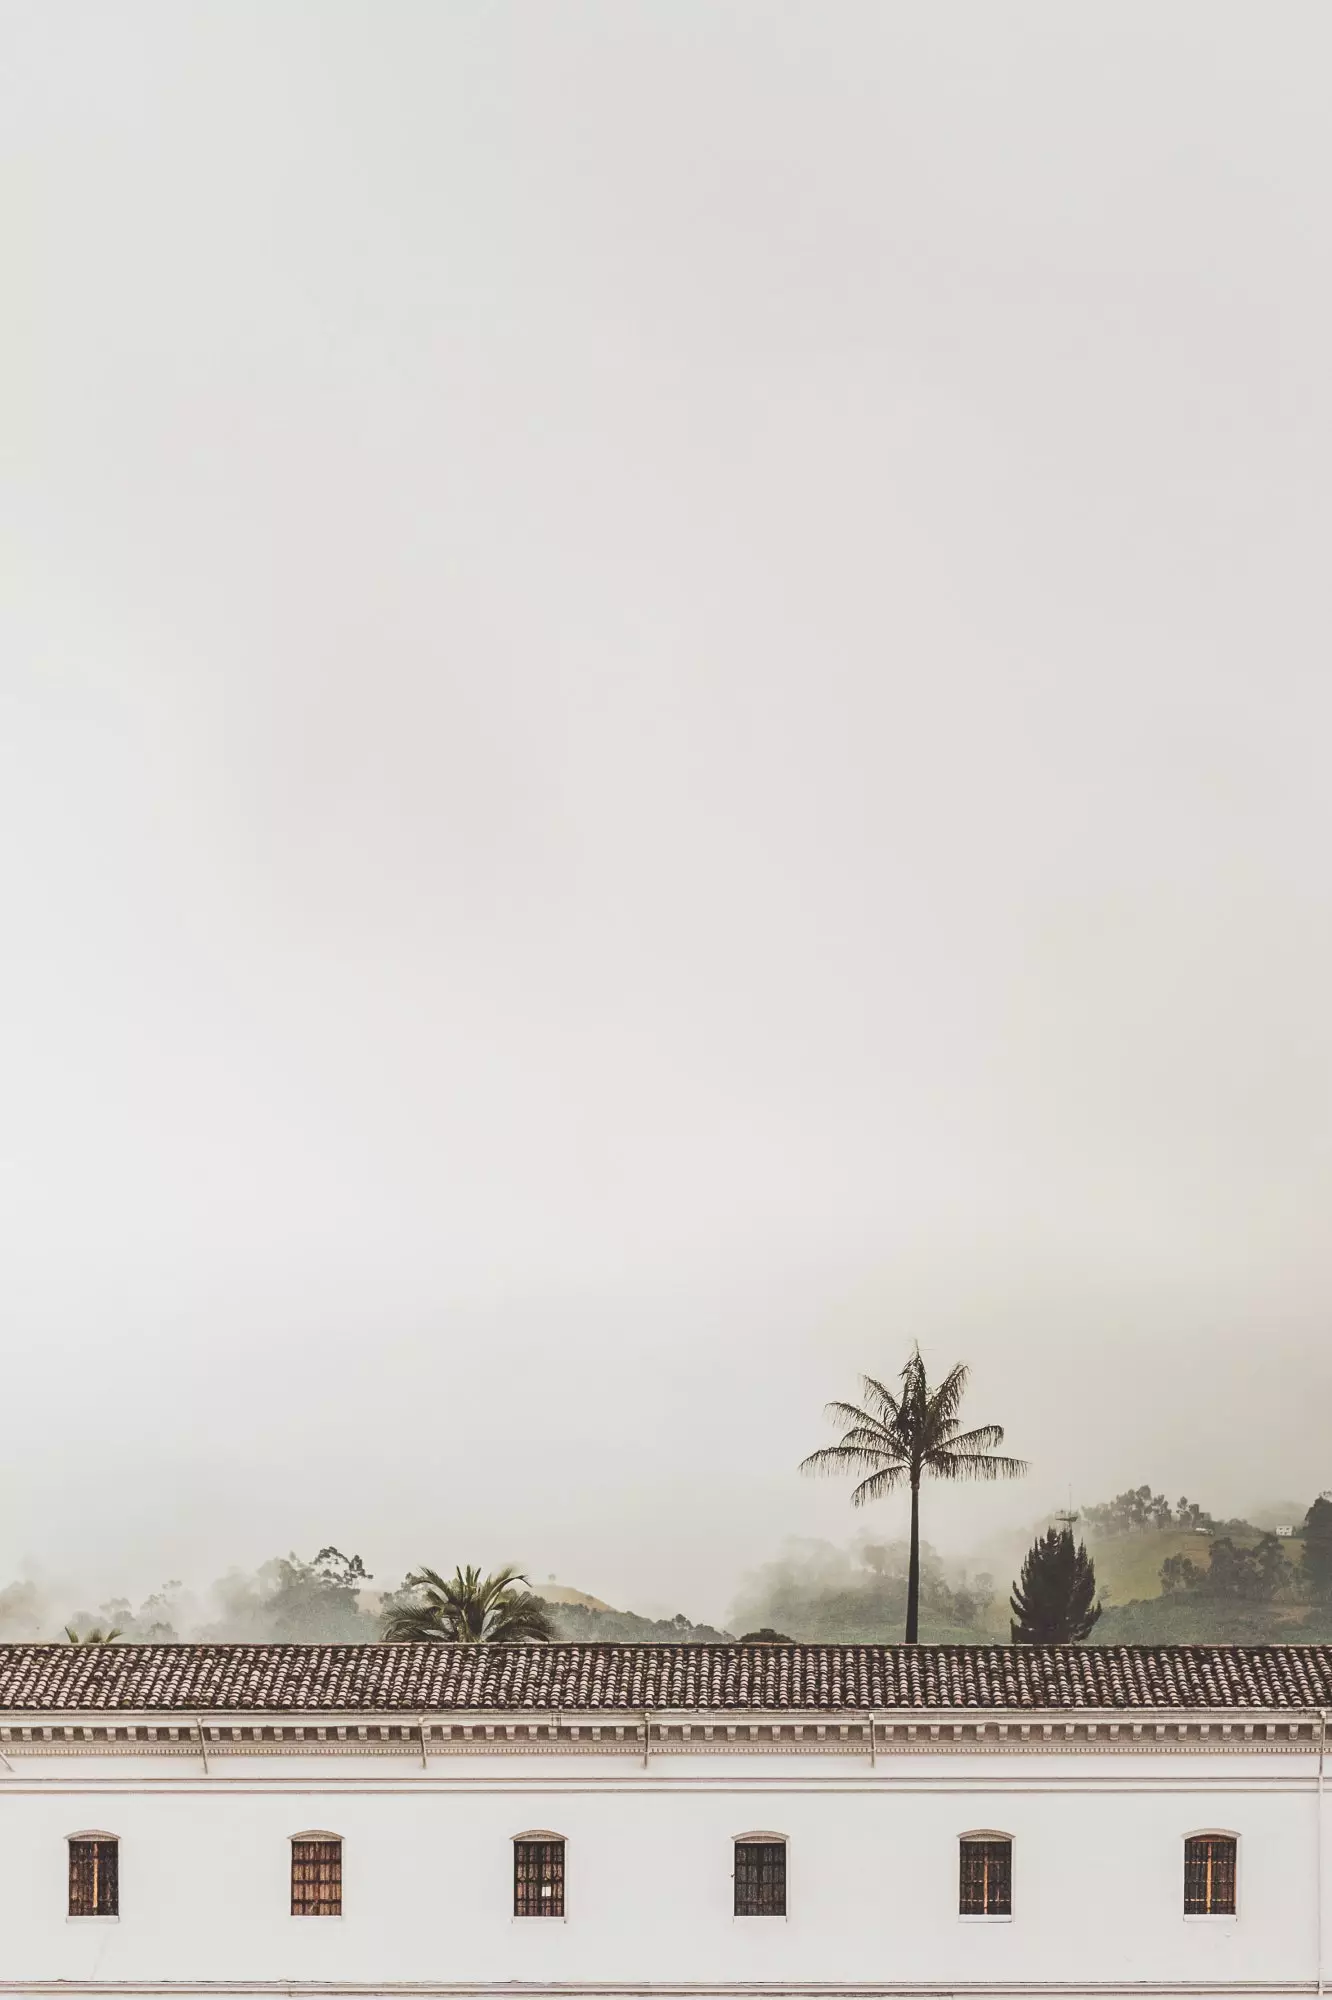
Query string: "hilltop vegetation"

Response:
xmin=3 ymin=1488 xmax=1329 ymax=1650
xmin=532 ymin=1600 xmax=732 ymax=1644
xmin=1084 ymin=1489 xmax=1332 ymax=1642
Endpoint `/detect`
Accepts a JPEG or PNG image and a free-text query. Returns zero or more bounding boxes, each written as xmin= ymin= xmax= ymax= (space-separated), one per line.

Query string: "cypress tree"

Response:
xmin=1009 ymin=1523 xmax=1101 ymax=1643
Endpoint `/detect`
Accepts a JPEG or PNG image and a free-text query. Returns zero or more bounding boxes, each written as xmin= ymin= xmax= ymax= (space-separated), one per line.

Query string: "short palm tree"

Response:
xmin=381 ymin=1564 xmax=555 ymax=1644
xmin=63 ymin=1625 xmax=123 ymax=1645
xmin=801 ymin=1346 xmax=1026 ymax=1643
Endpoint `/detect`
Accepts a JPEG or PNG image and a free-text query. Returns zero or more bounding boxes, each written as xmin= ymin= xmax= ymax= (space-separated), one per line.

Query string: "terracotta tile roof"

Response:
xmin=0 ymin=1642 xmax=1329 ymax=1714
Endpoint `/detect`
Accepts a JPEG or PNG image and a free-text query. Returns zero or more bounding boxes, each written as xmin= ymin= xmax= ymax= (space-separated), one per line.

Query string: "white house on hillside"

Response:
xmin=0 ymin=1639 xmax=1328 ymax=1999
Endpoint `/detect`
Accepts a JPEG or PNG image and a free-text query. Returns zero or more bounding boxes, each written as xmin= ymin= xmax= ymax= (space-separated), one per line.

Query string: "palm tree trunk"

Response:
xmin=905 ymin=1477 xmax=921 ymax=1643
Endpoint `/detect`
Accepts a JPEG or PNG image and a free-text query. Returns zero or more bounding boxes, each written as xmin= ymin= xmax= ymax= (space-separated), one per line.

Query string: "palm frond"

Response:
xmin=485 ymin=1593 xmax=557 ymax=1643
xmin=856 ymin=1375 xmax=904 ymax=1425
xmin=827 ymin=1424 xmax=907 ymax=1457
xmin=822 ymin=1399 xmax=891 ymax=1435
xmin=933 ymin=1450 xmax=1029 ymax=1482
xmin=941 ymin=1423 xmax=1007 ymax=1454
xmin=924 ymin=1358 xmax=970 ymax=1423
xmin=381 ymin=1602 xmax=440 ymax=1642
xmin=850 ymin=1464 xmax=910 ymax=1506
xmin=800 ymin=1441 xmax=900 ymax=1477
xmin=381 ymin=1563 xmax=550 ymax=1643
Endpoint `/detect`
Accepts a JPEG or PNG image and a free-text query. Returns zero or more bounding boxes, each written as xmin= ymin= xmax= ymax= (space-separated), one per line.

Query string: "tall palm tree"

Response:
xmin=381 ymin=1564 xmax=555 ymax=1644
xmin=801 ymin=1346 xmax=1026 ymax=1644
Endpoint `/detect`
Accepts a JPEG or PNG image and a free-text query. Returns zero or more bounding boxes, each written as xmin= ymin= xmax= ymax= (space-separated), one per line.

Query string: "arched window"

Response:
xmin=734 ymin=1832 xmax=787 ymax=1917
xmin=959 ymin=1832 xmax=1012 ymax=1917
xmin=513 ymin=1830 xmax=565 ymax=1918
xmin=67 ymin=1832 xmax=119 ymax=1918
xmin=290 ymin=1831 xmax=342 ymax=1917
xmin=1184 ymin=1833 xmax=1237 ymax=1916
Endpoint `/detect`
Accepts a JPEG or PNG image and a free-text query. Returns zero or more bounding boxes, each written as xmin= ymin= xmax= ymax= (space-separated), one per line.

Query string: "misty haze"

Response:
xmin=4 ymin=4 xmax=1332 ymax=1648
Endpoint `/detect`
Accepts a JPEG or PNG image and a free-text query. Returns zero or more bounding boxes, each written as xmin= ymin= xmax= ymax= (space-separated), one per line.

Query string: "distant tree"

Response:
xmin=1250 ymin=1534 xmax=1288 ymax=1601
xmin=801 ymin=1346 xmax=1026 ymax=1644
xmin=739 ymin=1628 xmax=793 ymax=1642
xmin=1160 ymin=1535 xmax=1287 ymax=1603
xmin=1084 ymin=1487 xmax=1220 ymax=1537
xmin=207 ymin=1546 xmax=373 ymax=1642
xmin=94 ymin=1582 xmax=185 ymax=1641
xmin=1160 ymin=1552 xmax=1206 ymax=1595
xmin=1301 ymin=1498 xmax=1332 ymax=1600
xmin=1010 ymin=1525 xmax=1100 ymax=1643
xmin=382 ymin=1564 xmax=555 ymax=1644
xmin=1207 ymin=1535 xmax=1287 ymax=1601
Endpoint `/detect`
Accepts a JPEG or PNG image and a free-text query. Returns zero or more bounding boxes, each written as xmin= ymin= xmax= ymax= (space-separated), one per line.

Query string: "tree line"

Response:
xmin=1160 ymin=1499 xmax=1332 ymax=1605
xmin=46 ymin=1345 xmax=1332 ymax=1651
xmin=1079 ymin=1485 xmax=1255 ymax=1537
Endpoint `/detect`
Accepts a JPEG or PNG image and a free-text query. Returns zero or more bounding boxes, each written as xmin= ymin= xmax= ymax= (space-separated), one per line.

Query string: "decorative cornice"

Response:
xmin=0 ymin=1983 xmax=1320 ymax=1997
xmin=0 ymin=1713 xmax=1322 ymax=1757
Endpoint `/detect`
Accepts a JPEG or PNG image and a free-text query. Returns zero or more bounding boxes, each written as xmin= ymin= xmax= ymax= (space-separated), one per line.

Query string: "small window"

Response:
xmin=734 ymin=1839 xmax=786 ymax=1917
xmin=69 ymin=1838 xmax=119 ymax=1918
xmin=514 ymin=1839 xmax=565 ymax=1918
xmin=1184 ymin=1835 xmax=1237 ymax=1916
xmin=291 ymin=1837 xmax=342 ymax=1917
xmin=960 ymin=1836 xmax=1012 ymax=1917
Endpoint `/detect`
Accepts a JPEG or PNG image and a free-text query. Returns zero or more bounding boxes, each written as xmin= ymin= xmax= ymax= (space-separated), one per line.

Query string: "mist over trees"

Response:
xmin=3 ymin=1490 xmax=1330 ymax=1649
xmin=731 ymin=1538 xmax=996 ymax=1644
xmin=0 ymin=1548 xmax=732 ymax=1647
xmin=1080 ymin=1487 xmax=1256 ymax=1537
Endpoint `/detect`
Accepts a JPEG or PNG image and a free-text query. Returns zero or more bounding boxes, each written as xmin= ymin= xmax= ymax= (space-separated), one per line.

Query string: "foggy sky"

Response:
xmin=4 ymin=3 xmax=1331 ymax=1627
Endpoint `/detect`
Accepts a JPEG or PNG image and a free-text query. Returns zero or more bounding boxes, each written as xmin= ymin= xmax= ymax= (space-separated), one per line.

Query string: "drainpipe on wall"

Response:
xmin=195 ymin=1716 xmax=209 ymax=1776
xmin=1318 ymin=1709 xmax=1327 ymax=1999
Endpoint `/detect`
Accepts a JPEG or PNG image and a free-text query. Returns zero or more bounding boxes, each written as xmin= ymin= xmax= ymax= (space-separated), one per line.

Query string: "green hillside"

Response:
xmin=1096 ymin=1596 xmax=1332 ymax=1643
xmin=1086 ymin=1529 xmax=1215 ymax=1606
xmin=1086 ymin=1528 xmax=1304 ymax=1609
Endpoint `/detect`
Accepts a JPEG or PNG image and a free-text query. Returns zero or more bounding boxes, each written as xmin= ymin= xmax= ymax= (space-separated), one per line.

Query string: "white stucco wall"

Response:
xmin=0 ymin=1745 xmax=1324 ymax=1993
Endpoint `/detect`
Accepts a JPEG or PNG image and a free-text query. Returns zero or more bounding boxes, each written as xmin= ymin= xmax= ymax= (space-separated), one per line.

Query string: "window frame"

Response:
xmin=66 ymin=1831 xmax=120 ymax=1923
xmin=1182 ymin=1830 xmax=1239 ymax=1921
xmin=289 ymin=1829 xmax=344 ymax=1920
xmin=732 ymin=1831 xmax=789 ymax=1920
xmin=512 ymin=1830 xmax=567 ymax=1922
xmin=957 ymin=1830 xmax=1014 ymax=1923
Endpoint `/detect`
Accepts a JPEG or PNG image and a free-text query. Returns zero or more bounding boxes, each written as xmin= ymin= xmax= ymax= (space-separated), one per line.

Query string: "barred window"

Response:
xmin=514 ymin=1839 xmax=565 ymax=1918
xmin=291 ymin=1836 xmax=342 ymax=1917
xmin=1184 ymin=1835 xmax=1237 ymax=1916
xmin=959 ymin=1836 xmax=1012 ymax=1917
xmin=734 ymin=1839 xmax=786 ymax=1917
xmin=68 ymin=1838 xmax=119 ymax=1918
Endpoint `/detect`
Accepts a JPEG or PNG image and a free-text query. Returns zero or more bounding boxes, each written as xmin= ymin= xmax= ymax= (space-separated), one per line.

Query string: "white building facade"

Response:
xmin=0 ymin=1640 xmax=1327 ymax=1998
